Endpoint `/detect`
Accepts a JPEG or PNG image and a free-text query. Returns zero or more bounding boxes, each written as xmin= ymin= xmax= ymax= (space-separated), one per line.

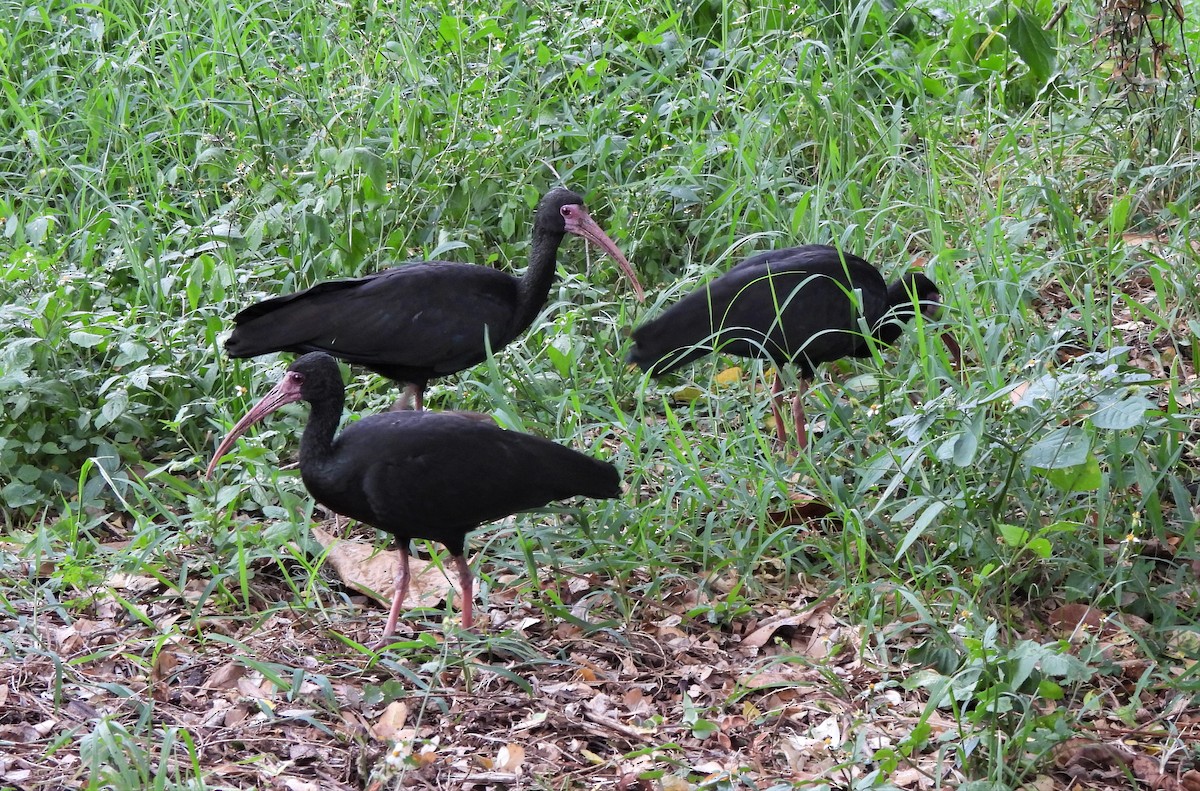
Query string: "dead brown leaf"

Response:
xmin=766 ymin=498 xmax=835 ymax=527
xmin=311 ymin=525 xmax=455 ymax=610
xmin=205 ymin=662 xmax=246 ymax=690
xmin=370 ymin=700 xmax=409 ymax=741
xmin=1048 ymin=603 xmax=1106 ymax=631
xmin=494 ymin=743 xmax=525 ymax=773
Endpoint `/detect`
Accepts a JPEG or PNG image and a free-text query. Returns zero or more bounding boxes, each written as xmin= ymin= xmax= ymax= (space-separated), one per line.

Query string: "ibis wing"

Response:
xmin=226 ymin=262 xmax=519 ymax=373
xmin=347 ymin=413 xmax=618 ymax=545
xmin=629 ymin=249 xmax=889 ymax=374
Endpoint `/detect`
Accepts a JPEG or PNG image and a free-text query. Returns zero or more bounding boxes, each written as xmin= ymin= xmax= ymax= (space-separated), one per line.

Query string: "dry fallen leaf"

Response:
xmin=370 ymin=700 xmax=408 ymax=741
xmin=766 ymin=498 xmax=834 ymax=527
xmin=741 ymin=612 xmax=814 ymax=649
xmin=1048 ymin=604 xmax=1105 ymax=632
xmin=670 ymin=384 xmax=704 ymax=403
xmin=495 ymin=743 xmax=525 ymax=773
xmin=713 ymin=366 xmax=742 ymax=386
xmin=892 ymin=767 xmax=927 ymax=788
xmin=205 ymin=662 xmax=247 ymax=690
xmin=311 ymin=525 xmax=455 ymax=610
xmin=1121 ymin=232 xmax=1164 ymax=247
xmin=237 ymin=671 xmax=272 ymax=700
xmin=151 ymin=648 xmax=180 ymax=684
xmin=224 ymin=703 xmax=250 ymax=728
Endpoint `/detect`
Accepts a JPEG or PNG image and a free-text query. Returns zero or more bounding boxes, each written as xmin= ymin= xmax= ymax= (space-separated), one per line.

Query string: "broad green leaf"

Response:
xmin=26 ymin=216 xmax=51 ymax=245
xmin=1009 ymin=641 xmax=1042 ymax=689
xmin=1007 ymin=9 xmax=1056 ymax=83
xmin=1038 ymin=679 xmax=1065 ymax=700
xmin=1022 ymin=426 xmax=1089 ymax=469
xmin=1026 ymin=537 xmax=1053 ymax=558
xmin=16 ymin=464 xmax=41 ymax=483
xmin=69 ymin=330 xmax=105 ymax=348
xmin=1037 ymin=650 xmax=1092 ymax=682
xmin=438 ymin=15 xmax=464 ymax=47
xmin=98 ymin=390 xmax=128 ymax=428
xmin=114 ymin=341 xmax=149 ymax=367
xmin=1014 ymin=373 xmax=1062 ymax=407
xmin=636 ymin=16 xmax=676 ymax=46
xmin=546 ymin=338 xmax=571 ymax=378
xmin=1089 ymin=392 xmax=1151 ymax=430
xmin=843 ymin=372 xmax=877 ymax=393
xmin=1109 ymin=194 xmax=1132 ymax=236
xmin=2 ymin=481 xmax=39 ymax=508
xmin=997 ymin=523 xmax=1030 ymax=547
xmin=1034 ymin=454 xmax=1102 ymax=492
xmin=952 ymin=427 xmax=979 ymax=467
xmin=895 ymin=500 xmax=947 ymax=561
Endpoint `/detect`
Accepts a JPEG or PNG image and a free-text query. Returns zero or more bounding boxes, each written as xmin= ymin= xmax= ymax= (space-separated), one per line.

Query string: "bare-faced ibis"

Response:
xmin=224 ymin=188 xmax=645 ymax=409
xmin=205 ymin=352 xmax=621 ymax=636
xmin=627 ymin=244 xmax=960 ymax=449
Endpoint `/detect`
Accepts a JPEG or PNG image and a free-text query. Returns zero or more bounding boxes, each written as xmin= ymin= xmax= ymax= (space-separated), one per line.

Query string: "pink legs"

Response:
xmin=403 ymin=383 xmax=424 ymax=412
xmin=769 ymin=372 xmax=809 ymax=451
xmin=792 ymin=379 xmax=809 ymax=451
xmin=390 ymin=383 xmax=425 ymax=413
xmin=454 ymin=554 xmax=474 ymax=630
xmin=770 ymin=374 xmax=789 ymax=448
xmin=375 ymin=547 xmax=474 ymax=647
xmin=378 ymin=546 xmax=412 ymax=644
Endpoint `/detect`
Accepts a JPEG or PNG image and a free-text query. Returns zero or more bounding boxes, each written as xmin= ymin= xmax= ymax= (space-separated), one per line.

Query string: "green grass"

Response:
xmin=3 ymin=0 xmax=1200 ymax=787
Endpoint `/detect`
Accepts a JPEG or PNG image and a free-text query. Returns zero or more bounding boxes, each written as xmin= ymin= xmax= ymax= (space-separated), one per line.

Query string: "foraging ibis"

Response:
xmin=627 ymin=245 xmax=960 ymax=449
xmin=224 ymin=188 xmax=645 ymax=409
xmin=205 ymin=352 xmax=621 ymax=636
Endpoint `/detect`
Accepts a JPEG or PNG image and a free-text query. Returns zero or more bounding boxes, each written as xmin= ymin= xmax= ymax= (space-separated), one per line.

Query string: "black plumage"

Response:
xmin=627 ymin=244 xmax=958 ymax=449
xmin=205 ymin=352 xmax=621 ymax=636
xmin=225 ymin=188 xmax=644 ymax=409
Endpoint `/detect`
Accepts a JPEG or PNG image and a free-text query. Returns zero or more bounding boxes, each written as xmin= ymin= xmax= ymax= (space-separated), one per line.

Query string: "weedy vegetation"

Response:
xmin=2 ymin=0 xmax=1199 ymax=788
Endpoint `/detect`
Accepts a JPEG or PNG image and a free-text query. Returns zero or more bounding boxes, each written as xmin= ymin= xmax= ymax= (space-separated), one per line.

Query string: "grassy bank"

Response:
xmin=2 ymin=0 xmax=1198 ymax=787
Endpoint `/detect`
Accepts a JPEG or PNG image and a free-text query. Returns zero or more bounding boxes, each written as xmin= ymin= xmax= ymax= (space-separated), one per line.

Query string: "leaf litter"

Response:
xmin=4 ymin=514 xmax=1198 ymax=791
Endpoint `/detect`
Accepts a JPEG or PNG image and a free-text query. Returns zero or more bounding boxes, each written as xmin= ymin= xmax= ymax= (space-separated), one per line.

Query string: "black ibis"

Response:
xmin=224 ymin=188 xmax=645 ymax=409
xmin=627 ymin=244 xmax=960 ymax=449
xmin=205 ymin=352 xmax=621 ymax=636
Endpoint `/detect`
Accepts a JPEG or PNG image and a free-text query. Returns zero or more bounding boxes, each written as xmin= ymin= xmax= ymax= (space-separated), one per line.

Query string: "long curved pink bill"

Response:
xmin=941 ymin=332 xmax=962 ymax=368
xmin=570 ymin=209 xmax=645 ymax=303
xmin=204 ymin=378 xmax=302 ymax=479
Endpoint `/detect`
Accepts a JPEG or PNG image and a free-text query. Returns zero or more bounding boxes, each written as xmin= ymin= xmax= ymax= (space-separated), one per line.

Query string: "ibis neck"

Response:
xmin=512 ymin=227 xmax=565 ymax=333
xmin=298 ymin=395 xmax=343 ymax=467
xmin=873 ymin=283 xmax=920 ymax=344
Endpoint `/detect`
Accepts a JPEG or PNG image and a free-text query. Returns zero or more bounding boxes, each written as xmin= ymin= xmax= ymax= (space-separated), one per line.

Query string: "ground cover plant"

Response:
xmin=2 ymin=0 xmax=1199 ymax=787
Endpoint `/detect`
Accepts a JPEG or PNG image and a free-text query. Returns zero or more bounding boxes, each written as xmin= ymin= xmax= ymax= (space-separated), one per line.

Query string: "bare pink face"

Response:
xmin=560 ymin=203 xmax=645 ymax=303
xmin=204 ymin=371 xmax=305 ymax=479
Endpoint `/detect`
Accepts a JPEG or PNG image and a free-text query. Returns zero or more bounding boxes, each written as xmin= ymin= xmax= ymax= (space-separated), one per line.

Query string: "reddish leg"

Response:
xmin=792 ymin=379 xmax=809 ymax=451
xmin=376 ymin=545 xmax=411 ymax=645
xmin=454 ymin=554 xmax=474 ymax=629
xmin=391 ymin=383 xmax=425 ymax=413
xmin=769 ymin=373 xmax=789 ymax=448
xmin=406 ymin=383 xmax=424 ymax=412
xmin=942 ymin=332 xmax=963 ymax=367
